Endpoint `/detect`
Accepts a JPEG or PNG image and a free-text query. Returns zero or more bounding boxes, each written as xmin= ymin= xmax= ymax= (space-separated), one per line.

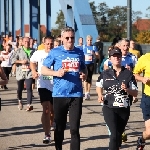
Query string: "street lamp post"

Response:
xmin=127 ymin=0 xmax=132 ymax=40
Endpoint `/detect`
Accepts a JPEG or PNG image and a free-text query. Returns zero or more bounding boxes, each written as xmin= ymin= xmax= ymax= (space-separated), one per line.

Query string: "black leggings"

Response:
xmin=85 ymin=64 xmax=94 ymax=84
xmin=102 ymin=106 xmax=130 ymax=150
xmin=3 ymin=67 xmax=12 ymax=80
xmin=17 ymin=78 xmax=33 ymax=105
xmin=53 ymin=97 xmax=83 ymax=150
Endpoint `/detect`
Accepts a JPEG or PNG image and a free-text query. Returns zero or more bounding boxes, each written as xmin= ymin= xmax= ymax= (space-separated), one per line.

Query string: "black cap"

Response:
xmin=109 ymin=48 xmax=122 ymax=57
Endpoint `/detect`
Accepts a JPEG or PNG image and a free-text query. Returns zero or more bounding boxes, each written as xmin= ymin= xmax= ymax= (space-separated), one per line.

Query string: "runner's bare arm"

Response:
xmin=30 ymin=62 xmax=37 ymax=72
xmin=96 ymin=87 xmax=103 ymax=103
xmin=30 ymin=62 xmax=39 ymax=79
xmin=134 ymin=74 xmax=150 ymax=84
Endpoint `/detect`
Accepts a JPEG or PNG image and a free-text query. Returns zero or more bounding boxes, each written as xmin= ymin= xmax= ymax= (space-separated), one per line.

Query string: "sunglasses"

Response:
xmin=65 ymin=37 xmax=75 ymax=40
xmin=45 ymin=43 xmax=53 ymax=46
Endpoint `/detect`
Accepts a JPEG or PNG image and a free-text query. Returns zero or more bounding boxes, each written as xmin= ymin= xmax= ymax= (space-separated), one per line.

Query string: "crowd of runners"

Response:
xmin=0 ymin=26 xmax=150 ymax=150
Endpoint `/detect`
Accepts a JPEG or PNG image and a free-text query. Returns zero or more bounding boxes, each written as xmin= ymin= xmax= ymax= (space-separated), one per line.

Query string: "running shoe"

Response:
xmin=84 ymin=94 xmax=88 ymax=100
xmin=43 ymin=135 xmax=51 ymax=144
xmin=133 ymin=97 xmax=138 ymax=103
xmin=87 ymin=93 xmax=90 ymax=100
xmin=4 ymin=85 xmax=8 ymax=90
xmin=136 ymin=137 xmax=145 ymax=150
xmin=18 ymin=100 xmax=23 ymax=110
xmin=26 ymin=105 xmax=33 ymax=111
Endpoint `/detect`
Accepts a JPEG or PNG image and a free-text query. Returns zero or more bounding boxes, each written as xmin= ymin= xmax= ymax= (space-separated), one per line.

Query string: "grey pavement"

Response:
xmin=0 ymin=75 xmax=149 ymax=150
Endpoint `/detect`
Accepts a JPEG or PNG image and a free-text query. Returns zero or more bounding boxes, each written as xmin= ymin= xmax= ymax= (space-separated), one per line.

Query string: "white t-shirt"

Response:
xmin=30 ymin=50 xmax=53 ymax=91
xmin=0 ymin=51 xmax=13 ymax=67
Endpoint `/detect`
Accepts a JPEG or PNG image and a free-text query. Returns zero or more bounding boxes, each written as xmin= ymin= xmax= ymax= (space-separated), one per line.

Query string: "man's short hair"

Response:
xmin=44 ymin=36 xmax=54 ymax=42
xmin=61 ymin=27 xmax=75 ymax=36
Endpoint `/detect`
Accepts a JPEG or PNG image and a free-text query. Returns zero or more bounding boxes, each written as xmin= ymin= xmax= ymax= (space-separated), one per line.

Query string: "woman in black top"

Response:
xmin=96 ymin=47 xmax=138 ymax=150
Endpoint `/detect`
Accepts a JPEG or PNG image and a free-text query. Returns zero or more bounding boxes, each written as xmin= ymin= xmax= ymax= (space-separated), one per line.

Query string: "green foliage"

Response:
xmin=55 ymin=10 xmax=65 ymax=30
xmin=51 ymin=29 xmax=61 ymax=38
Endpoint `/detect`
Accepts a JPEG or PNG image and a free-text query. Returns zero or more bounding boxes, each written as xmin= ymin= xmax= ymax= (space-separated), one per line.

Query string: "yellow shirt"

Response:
xmin=133 ymin=53 xmax=150 ymax=96
xmin=38 ymin=43 xmax=44 ymax=50
xmin=129 ymin=48 xmax=141 ymax=58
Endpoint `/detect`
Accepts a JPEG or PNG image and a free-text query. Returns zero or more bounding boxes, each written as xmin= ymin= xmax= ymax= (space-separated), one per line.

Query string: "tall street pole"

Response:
xmin=127 ymin=0 xmax=132 ymax=40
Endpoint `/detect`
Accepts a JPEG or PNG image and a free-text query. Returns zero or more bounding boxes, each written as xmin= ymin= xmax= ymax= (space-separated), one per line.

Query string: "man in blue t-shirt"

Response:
xmin=41 ymin=27 xmax=87 ymax=150
xmin=76 ymin=37 xmax=83 ymax=51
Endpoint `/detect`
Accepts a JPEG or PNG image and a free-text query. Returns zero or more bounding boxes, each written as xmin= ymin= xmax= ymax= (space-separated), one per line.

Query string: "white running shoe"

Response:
xmin=43 ymin=135 xmax=51 ymax=144
xmin=84 ymin=94 xmax=88 ymax=100
xmin=87 ymin=93 xmax=90 ymax=100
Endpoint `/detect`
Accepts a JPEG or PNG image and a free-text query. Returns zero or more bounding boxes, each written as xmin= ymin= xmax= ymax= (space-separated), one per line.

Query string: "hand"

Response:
xmin=98 ymin=95 xmax=103 ymax=103
xmin=79 ymin=72 xmax=87 ymax=81
xmin=22 ymin=60 xmax=28 ymax=64
xmin=121 ymin=82 xmax=128 ymax=92
xmin=125 ymin=64 xmax=131 ymax=70
xmin=142 ymin=77 xmax=150 ymax=84
xmin=56 ymin=68 xmax=65 ymax=77
xmin=0 ymin=57 xmax=4 ymax=61
xmin=32 ymin=71 xmax=39 ymax=79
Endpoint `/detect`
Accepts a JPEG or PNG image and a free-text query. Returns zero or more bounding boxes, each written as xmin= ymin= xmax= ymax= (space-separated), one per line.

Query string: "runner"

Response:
xmin=76 ymin=37 xmax=84 ymax=50
xmin=134 ymin=53 xmax=150 ymax=150
xmin=96 ymin=47 xmax=138 ymax=150
xmin=11 ymin=37 xmax=35 ymax=111
xmin=54 ymin=39 xmax=61 ymax=48
xmin=30 ymin=36 xmax=54 ymax=144
xmin=83 ymin=35 xmax=99 ymax=100
xmin=0 ymin=43 xmax=13 ymax=89
xmin=41 ymin=27 xmax=87 ymax=150
xmin=0 ymin=65 xmax=8 ymax=86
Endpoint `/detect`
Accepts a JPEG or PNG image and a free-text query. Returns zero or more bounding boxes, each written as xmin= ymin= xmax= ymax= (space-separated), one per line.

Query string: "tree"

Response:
xmin=55 ymin=10 xmax=65 ymax=30
xmin=132 ymin=11 xmax=142 ymax=23
xmin=89 ymin=1 xmax=98 ymax=26
xmin=51 ymin=28 xmax=61 ymax=38
xmin=146 ymin=6 xmax=150 ymax=18
xmin=96 ymin=2 xmax=109 ymax=33
xmin=136 ymin=31 xmax=150 ymax=44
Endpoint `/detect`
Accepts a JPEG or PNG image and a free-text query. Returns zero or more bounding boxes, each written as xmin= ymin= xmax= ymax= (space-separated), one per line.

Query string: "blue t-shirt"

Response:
xmin=107 ymin=53 xmax=135 ymax=68
xmin=43 ymin=46 xmax=86 ymax=97
xmin=83 ymin=45 xmax=98 ymax=64
xmin=76 ymin=45 xmax=83 ymax=51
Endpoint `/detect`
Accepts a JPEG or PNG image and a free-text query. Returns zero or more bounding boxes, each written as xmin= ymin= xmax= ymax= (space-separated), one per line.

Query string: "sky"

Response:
xmin=1 ymin=0 xmax=150 ymax=32
xmin=50 ymin=0 xmax=150 ymax=27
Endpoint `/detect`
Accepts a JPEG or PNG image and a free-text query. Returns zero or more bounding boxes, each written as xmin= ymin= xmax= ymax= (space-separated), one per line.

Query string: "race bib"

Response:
xmin=85 ymin=55 xmax=92 ymax=61
xmin=113 ymin=95 xmax=129 ymax=107
xmin=87 ymin=49 xmax=91 ymax=54
xmin=62 ymin=60 xmax=79 ymax=72
xmin=43 ymin=76 xmax=53 ymax=80
xmin=22 ymin=64 xmax=30 ymax=71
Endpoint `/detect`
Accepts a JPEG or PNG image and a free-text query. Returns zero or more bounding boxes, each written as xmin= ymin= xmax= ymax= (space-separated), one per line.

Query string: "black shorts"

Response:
xmin=38 ymin=88 xmax=53 ymax=105
xmin=85 ymin=63 xmax=94 ymax=84
xmin=32 ymin=78 xmax=35 ymax=84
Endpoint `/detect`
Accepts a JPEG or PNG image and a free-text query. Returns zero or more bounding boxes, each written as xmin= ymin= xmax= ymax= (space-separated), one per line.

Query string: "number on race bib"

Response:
xmin=62 ymin=60 xmax=79 ymax=72
xmin=43 ymin=76 xmax=53 ymax=80
xmin=22 ymin=64 xmax=30 ymax=71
